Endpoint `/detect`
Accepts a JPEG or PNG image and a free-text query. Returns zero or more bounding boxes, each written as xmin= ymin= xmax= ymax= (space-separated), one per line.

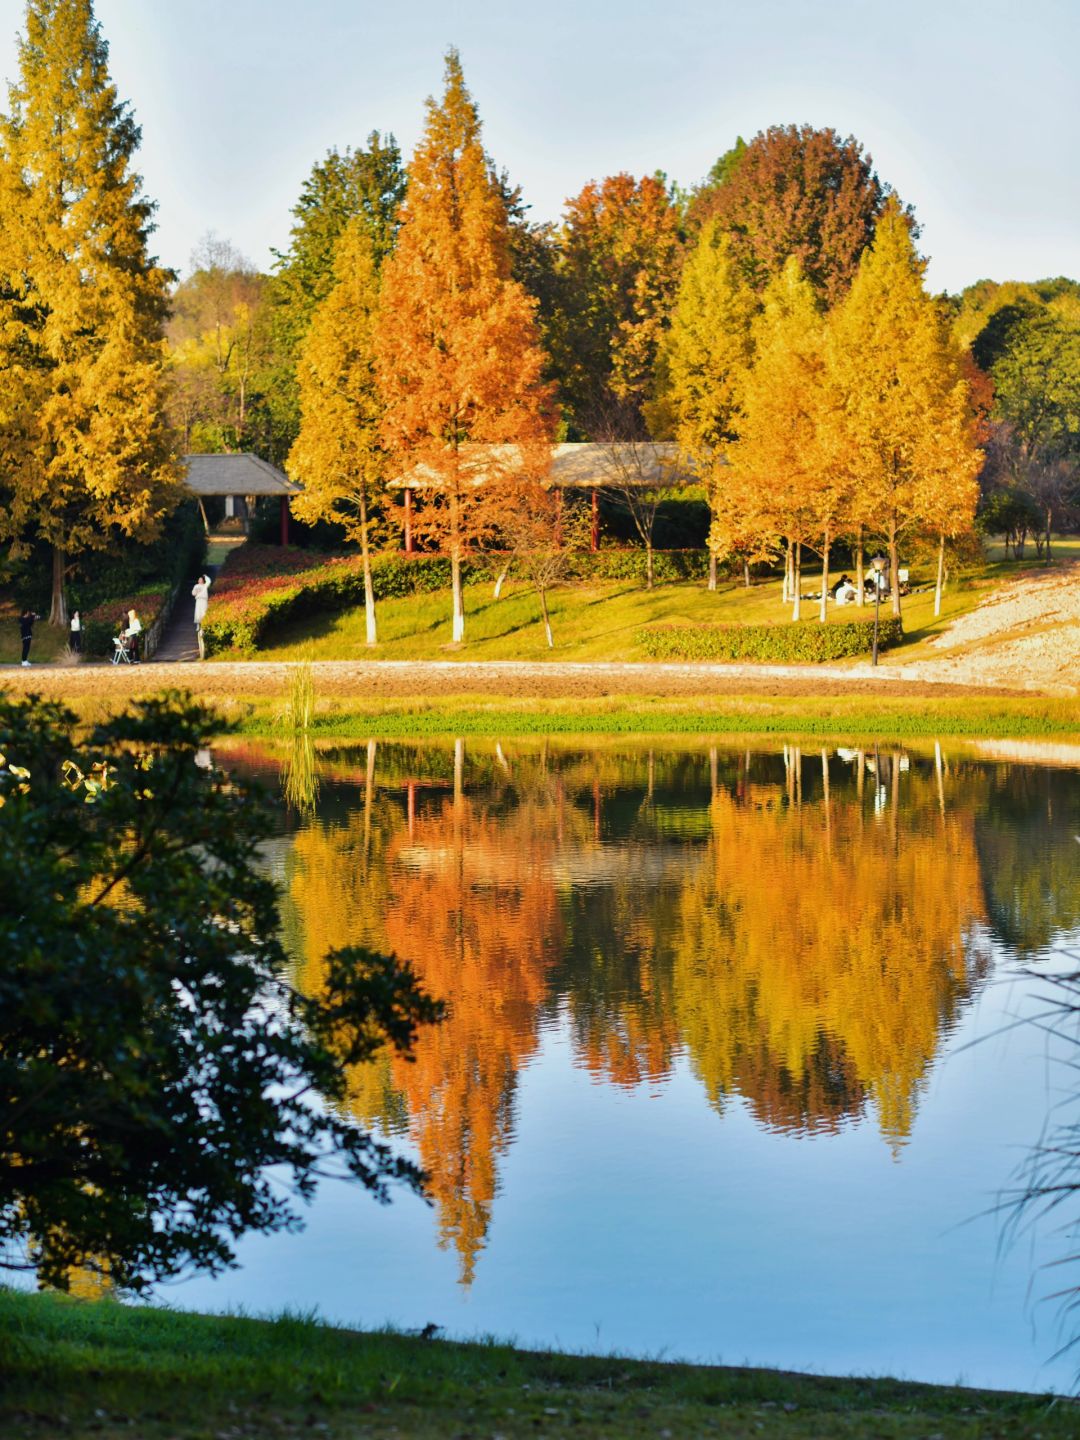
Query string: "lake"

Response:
xmin=171 ymin=737 xmax=1080 ymax=1393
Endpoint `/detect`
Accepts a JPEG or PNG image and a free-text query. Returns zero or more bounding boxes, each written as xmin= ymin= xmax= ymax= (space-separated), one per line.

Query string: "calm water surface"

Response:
xmin=172 ymin=739 xmax=1080 ymax=1392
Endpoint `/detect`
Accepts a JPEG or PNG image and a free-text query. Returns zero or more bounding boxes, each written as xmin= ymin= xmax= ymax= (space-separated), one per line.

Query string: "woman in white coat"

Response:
xmin=192 ymin=575 xmax=211 ymax=659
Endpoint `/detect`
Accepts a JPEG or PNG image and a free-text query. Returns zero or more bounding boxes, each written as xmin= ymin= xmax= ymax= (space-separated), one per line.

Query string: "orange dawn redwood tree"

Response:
xmin=375 ymin=51 xmax=554 ymax=643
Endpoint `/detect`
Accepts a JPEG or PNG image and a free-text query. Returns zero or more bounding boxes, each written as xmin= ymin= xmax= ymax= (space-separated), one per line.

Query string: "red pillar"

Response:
xmin=280 ymin=496 xmax=290 ymax=546
xmin=591 ymin=487 xmax=599 ymax=552
xmin=404 ymin=488 xmax=414 ymax=554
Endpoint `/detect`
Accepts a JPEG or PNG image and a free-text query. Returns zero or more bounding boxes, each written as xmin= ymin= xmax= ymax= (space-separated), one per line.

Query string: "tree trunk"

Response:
xmin=819 ymin=530 xmax=830 ymax=624
xmin=791 ymin=541 xmax=802 ymax=622
xmin=49 ymin=546 xmax=67 ymax=627
xmin=360 ymin=489 xmax=377 ymax=646
xmin=782 ymin=539 xmax=792 ymax=604
xmin=855 ymin=527 xmax=865 ymax=607
xmin=645 ymin=540 xmax=654 ymax=591
xmin=450 ymin=492 xmax=465 ymax=643
xmin=888 ymin=524 xmax=902 ymax=620
xmin=539 ymin=587 xmax=554 ymax=648
xmin=743 ymin=559 xmax=751 ymax=588
xmin=934 ymin=532 xmax=945 ymax=618
xmin=403 ymin=488 xmax=414 ymax=554
xmin=708 ymin=550 xmax=717 ymax=592
xmin=451 ymin=547 xmax=464 ymax=642
xmin=1046 ymin=508 xmax=1052 ymax=560
xmin=493 ymin=562 xmax=511 ymax=599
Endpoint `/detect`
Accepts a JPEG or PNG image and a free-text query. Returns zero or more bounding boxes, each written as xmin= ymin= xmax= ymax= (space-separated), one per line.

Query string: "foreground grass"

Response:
xmin=239 ymin=693 xmax=1080 ymax=742
xmin=1 ymin=1291 xmax=1075 ymax=1440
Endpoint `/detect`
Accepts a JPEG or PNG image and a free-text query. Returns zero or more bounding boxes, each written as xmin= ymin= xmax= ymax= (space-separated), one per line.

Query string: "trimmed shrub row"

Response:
xmin=201 ymin=546 xmax=715 ymax=654
xmin=637 ymin=617 xmax=905 ymax=663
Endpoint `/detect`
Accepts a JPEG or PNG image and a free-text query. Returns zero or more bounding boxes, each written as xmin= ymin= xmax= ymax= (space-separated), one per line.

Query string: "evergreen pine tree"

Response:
xmin=0 ymin=0 xmax=179 ymax=625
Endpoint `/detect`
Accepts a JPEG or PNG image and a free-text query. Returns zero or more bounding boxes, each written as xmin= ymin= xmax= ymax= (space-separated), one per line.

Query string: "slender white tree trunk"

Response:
xmin=360 ymin=488 xmax=377 ymax=646
xmin=540 ymin=587 xmax=554 ymax=648
xmin=791 ymin=541 xmax=802 ymax=622
xmin=934 ymin=532 xmax=945 ymax=618
xmin=708 ymin=550 xmax=717 ymax=592
xmin=888 ymin=524 xmax=902 ymax=621
xmin=819 ymin=530 xmax=830 ymax=624
xmin=450 ymin=492 xmax=465 ymax=643
xmin=493 ymin=562 xmax=511 ymax=599
xmin=855 ymin=526 xmax=865 ymax=607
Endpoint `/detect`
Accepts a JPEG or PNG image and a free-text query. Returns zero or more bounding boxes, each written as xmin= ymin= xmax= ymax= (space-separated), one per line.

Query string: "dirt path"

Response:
xmin=0 ymin=656 xmax=1022 ymax=703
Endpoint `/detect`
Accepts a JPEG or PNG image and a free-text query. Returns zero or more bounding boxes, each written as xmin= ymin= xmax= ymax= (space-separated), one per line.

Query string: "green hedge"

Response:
xmin=637 ymin=617 xmax=904 ymax=663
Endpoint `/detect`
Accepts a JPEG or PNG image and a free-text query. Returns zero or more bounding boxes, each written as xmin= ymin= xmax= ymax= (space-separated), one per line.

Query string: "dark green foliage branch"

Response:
xmin=0 ymin=694 xmax=441 ymax=1292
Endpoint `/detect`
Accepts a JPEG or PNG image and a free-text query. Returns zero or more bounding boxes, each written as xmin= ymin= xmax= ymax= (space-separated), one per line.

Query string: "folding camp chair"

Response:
xmin=111 ymin=635 xmax=132 ymax=665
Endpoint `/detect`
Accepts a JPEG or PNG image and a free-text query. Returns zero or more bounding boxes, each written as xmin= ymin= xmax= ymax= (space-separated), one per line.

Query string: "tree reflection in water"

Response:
xmin=272 ymin=740 xmax=1080 ymax=1284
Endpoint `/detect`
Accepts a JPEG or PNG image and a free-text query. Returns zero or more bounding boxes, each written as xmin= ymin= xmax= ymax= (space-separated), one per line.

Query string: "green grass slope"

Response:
xmin=242 ymin=569 xmax=986 ymax=665
xmin=1 ymin=1290 xmax=1075 ymax=1439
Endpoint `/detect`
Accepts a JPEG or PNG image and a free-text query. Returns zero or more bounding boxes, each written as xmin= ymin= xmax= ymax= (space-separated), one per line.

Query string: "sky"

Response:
xmin=0 ymin=0 xmax=1077 ymax=294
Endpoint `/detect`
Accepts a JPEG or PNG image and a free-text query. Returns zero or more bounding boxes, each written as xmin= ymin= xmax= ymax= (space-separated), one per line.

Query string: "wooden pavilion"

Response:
xmin=183 ymin=453 xmax=300 ymax=545
xmin=392 ymin=441 xmax=698 ymax=552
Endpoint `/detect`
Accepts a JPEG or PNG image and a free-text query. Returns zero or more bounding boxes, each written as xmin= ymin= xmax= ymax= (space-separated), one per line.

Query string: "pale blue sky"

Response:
xmin=1 ymin=0 xmax=1077 ymax=293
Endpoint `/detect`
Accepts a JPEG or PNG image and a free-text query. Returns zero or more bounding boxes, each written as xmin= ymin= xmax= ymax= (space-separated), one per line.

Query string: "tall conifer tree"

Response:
xmin=375 ymin=51 xmax=553 ymax=643
xmin=289 ymin=219 xmax=384 ymax=645
xmin=826 ymin=199 xmax=980 ymax=619
xmin=265 ymin=135 xmax=405 ymax=461
xmin=0 ymin=0 xmax=178 ymax=624
xmin=730 ymin=259 xmax=828 ymax=622
xmin=650 ymin=221 xmax=758 ymax=588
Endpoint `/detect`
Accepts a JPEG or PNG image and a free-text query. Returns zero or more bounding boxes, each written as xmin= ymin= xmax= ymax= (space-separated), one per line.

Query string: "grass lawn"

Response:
xmin=0 ymin=611 xmax=70 ymax=667
xmin=247 ymin=561 xmax=995 ymax=665
xmin=2 ymin=1291 xmax=1076 ymax=1440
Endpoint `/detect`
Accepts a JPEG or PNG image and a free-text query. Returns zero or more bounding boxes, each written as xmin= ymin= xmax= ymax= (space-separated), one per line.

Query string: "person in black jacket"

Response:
xmin=19 ymin=608 xmax=39 ymax=666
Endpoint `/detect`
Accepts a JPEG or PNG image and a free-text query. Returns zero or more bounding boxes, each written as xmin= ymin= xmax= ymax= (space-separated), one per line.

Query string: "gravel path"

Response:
xmin=0 ymin=656 xmax=1018 ymax=702
xmin=902 ymin=563 xmax=1080 ymax=694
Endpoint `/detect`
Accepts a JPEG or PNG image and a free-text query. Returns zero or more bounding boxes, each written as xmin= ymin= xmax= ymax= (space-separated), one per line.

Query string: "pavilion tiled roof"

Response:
xmin=183 ymin=453 xmax=301 ymax=497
